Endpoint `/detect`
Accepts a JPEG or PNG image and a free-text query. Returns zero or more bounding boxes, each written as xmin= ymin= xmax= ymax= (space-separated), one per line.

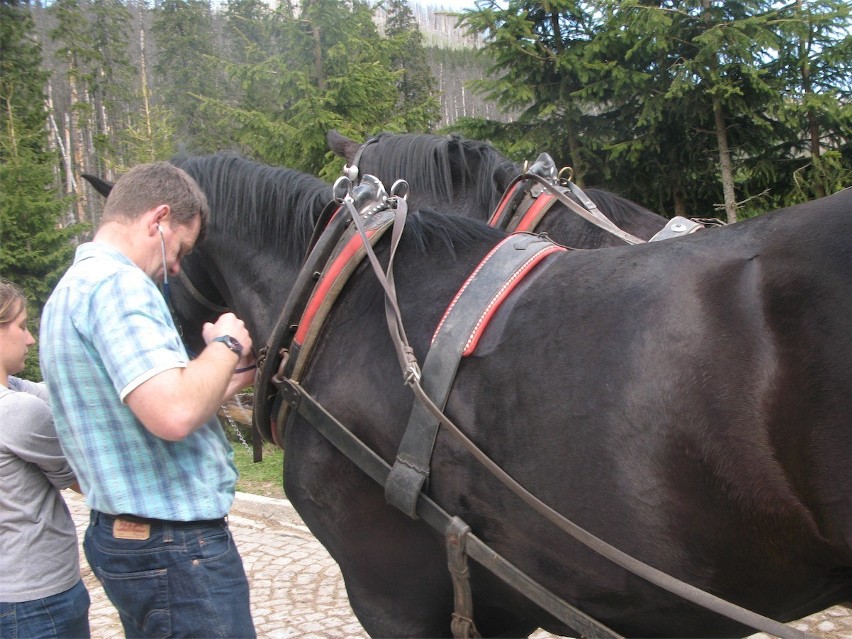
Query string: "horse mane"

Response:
xmin=367 ymin=133 xmax=666 ymax=231
xmin=402 ymin=208 xmax=506 ymax=255
xmin=171 ymin=152 xmax=333 ymax=261
xmin=371 ymin=133 xmax=519 ymax=216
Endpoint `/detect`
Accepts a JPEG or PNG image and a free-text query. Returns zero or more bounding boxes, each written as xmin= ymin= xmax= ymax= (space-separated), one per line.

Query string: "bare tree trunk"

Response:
xmin=566 ymin=123 xmax=584 ymax=188
xmin=312 ymin=23 xmax=325 ymax=90
xmin=96 ymin=68 xmax=110 ymax=174
xmin=461 ymin=84 xmax=466 ymax=119
xmin=82 ymin=85 xmax=95 ymax=225
xmin=713 ymin=97 xmax=738 ymax=224
xmin=140 ymin=24 xmax=155 ymax=164
xmin=66 ymin=54 xmax=86 ymax=225
xmin=673 ymin=191 xmax=687 ymax=218
xmin=797 ymin=0 xmax=825 ymax=199
xmin=701 ymin=0 xmax=737 ymax=223
xmin=63 ymin=112 xmax=77 ymax=226
xmin=45 ymin=83 xmax=71 ymax=196
xmin=4 ymin=94 xmax=19 ymax=157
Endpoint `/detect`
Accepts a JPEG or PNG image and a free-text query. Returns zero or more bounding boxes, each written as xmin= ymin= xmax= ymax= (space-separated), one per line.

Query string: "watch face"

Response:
xmin=214 ymin=335 xmax=243 ymax=356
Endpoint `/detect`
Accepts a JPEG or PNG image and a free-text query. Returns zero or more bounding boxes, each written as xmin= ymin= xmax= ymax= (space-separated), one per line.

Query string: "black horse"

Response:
xmin=87 ymin=157 xmax=851 ymax=638
xmin=327 ymin=130 xmax=671 ymax=247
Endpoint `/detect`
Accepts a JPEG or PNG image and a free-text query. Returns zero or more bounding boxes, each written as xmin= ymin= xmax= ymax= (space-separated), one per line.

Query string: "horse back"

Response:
xmin=291 ymin=189 xmax=852 ymax=637
xmin=441 ymin=191 xmax=852 ymax=632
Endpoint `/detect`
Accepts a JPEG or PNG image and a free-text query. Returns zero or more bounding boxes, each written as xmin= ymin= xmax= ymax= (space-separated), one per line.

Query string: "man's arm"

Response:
xmin=125 ymin=313 xmax=255 ymax=441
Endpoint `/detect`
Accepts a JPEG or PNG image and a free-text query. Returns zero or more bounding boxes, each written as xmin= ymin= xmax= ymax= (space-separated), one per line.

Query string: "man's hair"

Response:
xmin=103 ymin=162 xmax=209 ymax=239
xmin=0 ymin=278 xmax=26 ymax=325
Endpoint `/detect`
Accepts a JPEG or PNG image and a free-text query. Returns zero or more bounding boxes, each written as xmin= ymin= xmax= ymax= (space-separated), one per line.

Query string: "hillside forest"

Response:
xmin=1 ymin=0 xmax=850 ymax=379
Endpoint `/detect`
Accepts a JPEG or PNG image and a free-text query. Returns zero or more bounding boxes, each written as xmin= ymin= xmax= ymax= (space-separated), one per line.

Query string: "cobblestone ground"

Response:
xmin=66 ymin=491 xmax=850 ymax=638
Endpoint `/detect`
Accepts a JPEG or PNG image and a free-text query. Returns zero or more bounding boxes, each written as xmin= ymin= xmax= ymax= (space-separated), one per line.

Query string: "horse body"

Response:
xmin=327 ymin=130 xmax=670 ymax=246
xmin=161 ymin=153 xmax=851 ymax=637
xmin=286 ymin=195 xmax=851 ymax=637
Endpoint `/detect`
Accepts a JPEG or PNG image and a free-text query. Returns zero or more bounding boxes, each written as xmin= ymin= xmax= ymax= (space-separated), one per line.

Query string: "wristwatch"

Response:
xmin=212 ymin=335 xmax=243 ymax=357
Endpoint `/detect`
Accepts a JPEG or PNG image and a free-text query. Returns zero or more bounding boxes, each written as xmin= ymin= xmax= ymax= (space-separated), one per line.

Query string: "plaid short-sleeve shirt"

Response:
xmin=40 ymin=242 xmax=237 ymax=520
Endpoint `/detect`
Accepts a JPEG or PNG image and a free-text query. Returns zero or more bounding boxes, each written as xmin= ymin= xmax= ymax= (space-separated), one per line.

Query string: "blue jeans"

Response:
xmin=0 ymin=579 xmax=90 ymax=639
xmin=84 ymin=511 xmax=255 ymax=638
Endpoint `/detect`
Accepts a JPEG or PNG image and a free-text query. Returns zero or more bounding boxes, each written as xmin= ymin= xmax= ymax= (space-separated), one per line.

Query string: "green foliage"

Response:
xmin=0 ymin=144 xmax=79 ymax=304
xmin=457 ymin=0 xmax=851 ymax=216
xmin=0 ymin=146 xmax=80 ymax=381
xmin=1 ymin=0 xmax=48 ymax=155
xmin=0 ymin=2 xmax=81 ymax=379
xmin=115 ymin=104 xmax=179 ymax=168
xmin=231 ymin=441 xmax=285 ymax=498
xmin=194 ymin=0 xmax=439 ymax=179
xmin=383 ymin=0 xmax=440 ymax=130
xmin=152 ymin=0 xmax=231 ymax=153
xmin=87 ymin=0 xmax=138 ymax=173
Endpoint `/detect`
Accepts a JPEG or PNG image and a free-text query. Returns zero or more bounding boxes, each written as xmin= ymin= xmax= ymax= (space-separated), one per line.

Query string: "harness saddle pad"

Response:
xmin=385 ymin=233 xmax=567 ymax=518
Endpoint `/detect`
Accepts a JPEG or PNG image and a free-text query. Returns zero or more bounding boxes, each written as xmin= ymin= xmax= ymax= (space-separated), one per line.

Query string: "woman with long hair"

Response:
xmin=0 ymin=278 xmax=90 ymax=638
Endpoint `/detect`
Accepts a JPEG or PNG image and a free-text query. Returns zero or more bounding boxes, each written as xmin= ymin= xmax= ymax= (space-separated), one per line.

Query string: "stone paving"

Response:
xmin=66 ymin=490 xmax=850 ymax=638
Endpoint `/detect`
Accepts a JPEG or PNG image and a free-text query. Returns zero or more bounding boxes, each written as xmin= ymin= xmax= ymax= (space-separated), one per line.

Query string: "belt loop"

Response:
xmin=163 ymin=522 xmax=174 ymax=544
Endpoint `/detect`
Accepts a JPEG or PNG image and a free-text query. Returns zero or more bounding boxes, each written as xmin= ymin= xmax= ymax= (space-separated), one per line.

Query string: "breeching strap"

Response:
xmin=337 ymin=195 xmax=813 ymax=639
xmin=447 ymin=518 xmax=481 ymax=639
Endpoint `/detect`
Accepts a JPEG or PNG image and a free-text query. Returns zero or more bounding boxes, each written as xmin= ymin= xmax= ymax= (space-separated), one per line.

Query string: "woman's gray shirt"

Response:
xmin=0 ymin=377 xmax=81 ymax=602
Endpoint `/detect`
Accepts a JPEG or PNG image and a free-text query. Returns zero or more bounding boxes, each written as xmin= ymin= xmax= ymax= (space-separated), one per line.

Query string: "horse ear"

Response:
xmin=326 ymin=130 xmax=362 ymax=164
xmin=82 ymin=173 xmax=113 ymax=198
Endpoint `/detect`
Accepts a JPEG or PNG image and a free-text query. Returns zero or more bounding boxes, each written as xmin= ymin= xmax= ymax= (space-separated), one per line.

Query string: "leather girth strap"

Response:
xmin=385 ymin=234 xmax=566 ymax=517
xmin=446 ymin=517 xmax=481 ymax=639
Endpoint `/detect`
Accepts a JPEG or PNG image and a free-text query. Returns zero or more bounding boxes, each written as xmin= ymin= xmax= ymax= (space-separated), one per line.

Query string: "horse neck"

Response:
xmin=365 ymin=135 xmax=517 ymax=222
xmin=200 ymin=235 xmax=303 ymax=347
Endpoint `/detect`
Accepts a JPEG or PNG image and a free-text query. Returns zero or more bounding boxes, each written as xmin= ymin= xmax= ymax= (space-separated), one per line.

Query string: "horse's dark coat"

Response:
xmin=327 ymin=130 xmax=670 ymax=247
xmin=93 ymin=156 xmax=852 ymax=637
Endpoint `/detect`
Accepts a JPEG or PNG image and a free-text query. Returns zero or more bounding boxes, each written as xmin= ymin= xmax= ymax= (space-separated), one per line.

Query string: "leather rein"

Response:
xmin=251 ymin=170 xmax=809 ymax=639
xmin=488 ymin=152 xmax=703 ymax=242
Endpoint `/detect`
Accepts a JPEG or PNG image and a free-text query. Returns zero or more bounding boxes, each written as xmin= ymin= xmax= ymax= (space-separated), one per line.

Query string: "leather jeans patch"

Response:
xmin=113 ymin=519 xmax=151 ymax=540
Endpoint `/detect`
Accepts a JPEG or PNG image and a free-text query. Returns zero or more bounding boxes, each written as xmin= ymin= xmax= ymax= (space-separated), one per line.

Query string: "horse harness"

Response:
xmin=488 ymin=152 xmax=703 ymax=242
xmin=251 ymin=170 xmax=810 ymax=639
xmin=253 ymin=176 xmax=619 ymax=638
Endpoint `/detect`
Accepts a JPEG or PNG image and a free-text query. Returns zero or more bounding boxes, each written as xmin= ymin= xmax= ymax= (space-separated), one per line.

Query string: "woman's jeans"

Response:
xmin=84 ymin=511 xmax=256 ymax=639
xmin=0 ymin=579 xmax=90 ymax=639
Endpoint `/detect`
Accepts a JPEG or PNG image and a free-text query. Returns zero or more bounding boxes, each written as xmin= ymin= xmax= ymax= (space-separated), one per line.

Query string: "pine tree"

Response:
xmin=48 ymin=0 xmax=99 ymax=224
xmin=1 ymin=0 xmax=79 ymax=380
xmin=88 ymin=0 xmax=137 ymax=176
xmin=765 ymin=0 xmax=852 ymax=203
xmin=383 ymin=0 xmax=440 ymax=131
xmin=459 ymin=0 xmax=611 ymax=187
xmin=196 ymin=0 xmax=427 ymax=178
xmin=458 ymin=0 xmax=850 ymax=217
xmin=152 ymin=0 xmax=228 ymax=152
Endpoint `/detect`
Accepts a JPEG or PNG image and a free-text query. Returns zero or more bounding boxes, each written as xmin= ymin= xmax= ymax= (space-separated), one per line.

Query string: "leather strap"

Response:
xmin=446 ymin=517 xmax=481 ymax=638
xmin=385 ymin=235 xmax=565 ymax=517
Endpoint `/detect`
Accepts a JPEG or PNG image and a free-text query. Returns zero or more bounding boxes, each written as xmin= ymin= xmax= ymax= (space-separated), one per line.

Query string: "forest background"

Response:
xmin=1 ymin=0 xmax=850 ymax=381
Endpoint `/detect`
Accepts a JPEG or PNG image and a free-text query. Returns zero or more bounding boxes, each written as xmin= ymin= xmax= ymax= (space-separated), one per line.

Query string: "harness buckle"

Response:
xmin=278 ymin=378 xmax=302 ymax=409
xmin=403 ymin=362 xmax=421 ymax=386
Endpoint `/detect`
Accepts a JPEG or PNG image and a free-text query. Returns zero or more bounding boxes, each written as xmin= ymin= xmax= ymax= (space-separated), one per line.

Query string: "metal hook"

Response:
xmin=333 ymin=175 xmax=353 ymax=202
xmin=558 ymin=166 xmax=574 ymax=183
xmin=390 ymin=179 xmax=409 ymax=200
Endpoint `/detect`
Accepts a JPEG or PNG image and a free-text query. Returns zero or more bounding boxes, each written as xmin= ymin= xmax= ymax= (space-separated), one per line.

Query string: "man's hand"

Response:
xmin=202 ymin=313 xmax=253 ymax=356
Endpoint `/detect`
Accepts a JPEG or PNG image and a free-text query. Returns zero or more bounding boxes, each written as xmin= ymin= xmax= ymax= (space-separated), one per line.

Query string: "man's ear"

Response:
xmin=149 ymin=205 xmax=171 ymax=236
